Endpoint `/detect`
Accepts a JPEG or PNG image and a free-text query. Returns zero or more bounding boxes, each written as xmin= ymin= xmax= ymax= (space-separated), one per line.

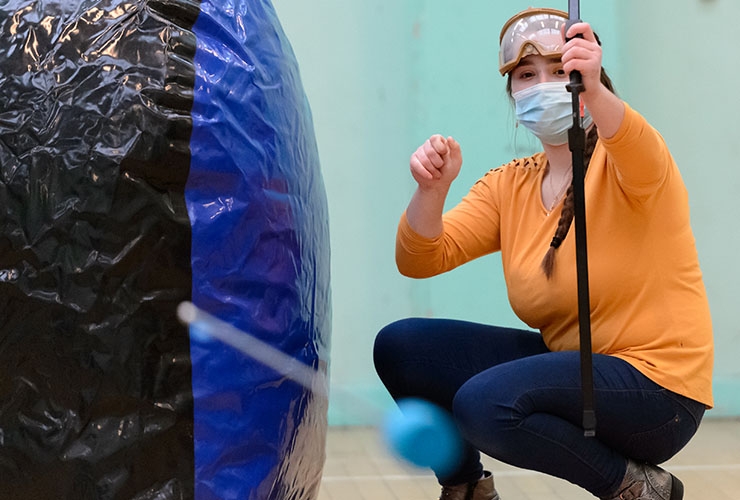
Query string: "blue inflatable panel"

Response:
xmin=0 ymin=0 xmax=331 ymax=498
xmin=187 ymin=1 xmax=330 ymax=499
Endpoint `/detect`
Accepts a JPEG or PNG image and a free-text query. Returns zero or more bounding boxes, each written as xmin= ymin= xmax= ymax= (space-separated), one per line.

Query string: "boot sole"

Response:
xmin=670 ymin=474 xmax=684 ymax=500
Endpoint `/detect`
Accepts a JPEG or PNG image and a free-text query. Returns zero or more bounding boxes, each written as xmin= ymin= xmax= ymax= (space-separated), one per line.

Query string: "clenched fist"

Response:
xmin=410 ymin=134 xmax=462 ymax=191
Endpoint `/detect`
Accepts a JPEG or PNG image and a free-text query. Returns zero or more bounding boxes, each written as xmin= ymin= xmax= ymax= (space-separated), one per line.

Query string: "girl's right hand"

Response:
xmin=410 ymin=134 xmax=462 ymax=191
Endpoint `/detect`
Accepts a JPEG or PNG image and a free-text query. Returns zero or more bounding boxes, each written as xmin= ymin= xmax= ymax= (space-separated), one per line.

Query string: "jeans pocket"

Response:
xmin=621 ymin=397 xmax=703 ymax=465
xmin=622 ymin=412 xmax=685 ymax=464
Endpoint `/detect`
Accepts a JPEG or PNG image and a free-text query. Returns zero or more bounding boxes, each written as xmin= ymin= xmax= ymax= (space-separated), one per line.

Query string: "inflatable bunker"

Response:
xmin=0 ymin=1 xmax=331 ymax=499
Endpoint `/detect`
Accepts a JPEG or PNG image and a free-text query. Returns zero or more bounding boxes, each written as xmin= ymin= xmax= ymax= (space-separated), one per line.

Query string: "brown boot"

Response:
xmin=438 ymin=471 xmax=501 ymax=500
xmin=601 ymin=460 xmax=683 ymax=500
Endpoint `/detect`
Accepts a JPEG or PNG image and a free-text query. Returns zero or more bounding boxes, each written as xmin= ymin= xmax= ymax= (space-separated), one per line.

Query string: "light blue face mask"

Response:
xmin=513 ymin=81 xmax=593 ymax=146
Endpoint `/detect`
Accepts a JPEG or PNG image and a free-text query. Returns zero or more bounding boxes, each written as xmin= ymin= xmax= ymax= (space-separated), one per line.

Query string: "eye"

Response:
xmin=554 ymin=67 xmax=566 ymax=76
xmin=516 ymin=69 xmax=535 ymax=79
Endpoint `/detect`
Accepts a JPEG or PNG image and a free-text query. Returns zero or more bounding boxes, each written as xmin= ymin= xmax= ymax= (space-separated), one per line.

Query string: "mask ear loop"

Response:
xmin=510 ymin=91 xmax=523 ymax=158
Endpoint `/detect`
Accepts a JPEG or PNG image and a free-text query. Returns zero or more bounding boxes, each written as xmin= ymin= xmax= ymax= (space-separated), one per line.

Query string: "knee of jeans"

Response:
xmin=452 ymin=379 xmax=515 ymax=443
xmin=373 ymin=319 xmax=416 ymax=378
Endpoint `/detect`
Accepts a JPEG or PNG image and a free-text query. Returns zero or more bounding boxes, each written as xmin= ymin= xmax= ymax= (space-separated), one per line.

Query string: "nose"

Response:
xmin=540 ymin=73 xmax=558 ymax=84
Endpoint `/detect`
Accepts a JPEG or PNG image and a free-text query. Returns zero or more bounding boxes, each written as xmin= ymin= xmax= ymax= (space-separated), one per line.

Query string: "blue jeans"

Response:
xmin=373 ymin=318 xmax=706 ymax=497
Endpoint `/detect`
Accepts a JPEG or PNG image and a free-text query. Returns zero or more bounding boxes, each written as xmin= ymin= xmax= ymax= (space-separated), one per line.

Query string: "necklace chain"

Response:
xmin=546 ymin=165 xmax=572 ymax=212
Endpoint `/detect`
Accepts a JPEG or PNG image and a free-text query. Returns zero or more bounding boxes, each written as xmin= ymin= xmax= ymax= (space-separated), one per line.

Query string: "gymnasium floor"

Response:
xmin=317 ymin=418 xmax=740 ymax=500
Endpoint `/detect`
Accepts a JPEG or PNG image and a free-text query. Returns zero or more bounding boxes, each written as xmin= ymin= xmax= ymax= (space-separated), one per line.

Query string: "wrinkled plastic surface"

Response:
xmin=187 ymin=1 xmax=330 ymax=499
xmin=0 ymin=0 xmax=330 ymax=498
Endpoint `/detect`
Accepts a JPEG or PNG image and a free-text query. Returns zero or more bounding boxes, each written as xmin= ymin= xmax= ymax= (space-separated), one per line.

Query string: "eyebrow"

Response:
xmin=516 ymin=56 xmax=562 ymax=69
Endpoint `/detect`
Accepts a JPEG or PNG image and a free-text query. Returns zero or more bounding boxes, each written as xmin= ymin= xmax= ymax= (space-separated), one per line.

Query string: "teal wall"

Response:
xmin=273 ymin=0 xmax=739 ymax=424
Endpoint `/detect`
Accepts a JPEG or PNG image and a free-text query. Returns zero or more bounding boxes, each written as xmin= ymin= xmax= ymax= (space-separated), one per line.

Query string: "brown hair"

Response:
xmin=539 ymin=125 xmax=599 ymax=278
xmin=506 ymin=42 xmax=617 ymax=279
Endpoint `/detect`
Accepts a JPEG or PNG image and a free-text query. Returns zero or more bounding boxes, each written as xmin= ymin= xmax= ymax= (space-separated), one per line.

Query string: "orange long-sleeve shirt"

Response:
xmin=396 ymin=103 xmax=714 ymax=407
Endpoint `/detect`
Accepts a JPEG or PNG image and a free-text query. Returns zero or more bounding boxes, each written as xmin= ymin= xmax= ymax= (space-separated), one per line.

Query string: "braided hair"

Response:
xmin=540 ymin=125 xmax=599 ymax=278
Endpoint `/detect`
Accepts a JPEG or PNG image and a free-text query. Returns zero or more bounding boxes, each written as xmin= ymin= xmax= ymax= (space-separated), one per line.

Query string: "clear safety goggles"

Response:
xmin=498 ymin=8 xmax=569 ymax=76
